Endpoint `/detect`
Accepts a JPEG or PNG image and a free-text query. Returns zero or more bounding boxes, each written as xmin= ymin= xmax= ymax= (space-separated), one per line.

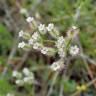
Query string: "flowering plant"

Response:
xmin=18 ymin=16 xmax=80 ymax=72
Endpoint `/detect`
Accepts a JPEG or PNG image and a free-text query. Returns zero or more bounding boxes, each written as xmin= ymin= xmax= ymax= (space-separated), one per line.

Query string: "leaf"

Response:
xmin=63 ymin=79 xmax=76 ymax=93
xmin=0 ymin=79 xmax=14 ymax=95
xmin=0 ymin=24 xmax=13 ymax=51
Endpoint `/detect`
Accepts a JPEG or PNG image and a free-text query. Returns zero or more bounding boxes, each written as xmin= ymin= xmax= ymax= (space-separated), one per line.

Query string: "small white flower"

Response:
xmin=12 ymin=71 xmax=22 ymax=78
xmin=15 ymin=80 xmax=24 ymax=86
xmin=41 ymin=47 xmax=48 ymax=54
xmin=50 ymin=61 xmax=61 ymax=71
xmin=38 ymin=24 xmax=45 ymax=31
xmin=33 ymin=43 xmax=42 ymax=50
xmin=12 ymin=71 xmax=18 ymax=77
xmin=28 ymin=32 xmax=40 ymax=45
xmin=56 ymin=36 xmax=65 ymax=48
xmin=72 ymin=26 xmax=77 ymax=30
xmin=23 ymin=77 xmax=29 ymax=82
xmin=58 ymin=49 xmax=66 ymax=58
xmin=20 ymin=8 xmax=27 ymax=14
xmin=26 ymin=16 xmax=34 ymax=23
xmin=46 ymin=23 xmax=54 ymax=31
xmin=23 ymin=76 xmax=34 ymax=84
xmin=6 ymin=93 xmax=14 ymax=96
xmin=50 ymin=59 xmax=64 ymax=71
xmin=32 ymin=32 xmax=40 ymax=40
xmin=28 ymin=38 xmax=34 ymax=45
xmin=55 ymin=36 xmax=66 ymax=57
xmin=70 ymin=45 xmax=79 ymax=56
xmin=19 ymin=30 xmax=24 ymax=37
xmin=58 ymin=36 xmax=65 ymax=44
xmin=18 ymin=41 xmax=25 ymax=48
xmin=23 ymin=68 xmax=30 ymax=76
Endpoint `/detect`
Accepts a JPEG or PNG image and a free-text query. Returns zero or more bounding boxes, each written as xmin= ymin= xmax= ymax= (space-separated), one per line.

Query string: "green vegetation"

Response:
xmin=0 ymin=0 xmax=96 ymax=96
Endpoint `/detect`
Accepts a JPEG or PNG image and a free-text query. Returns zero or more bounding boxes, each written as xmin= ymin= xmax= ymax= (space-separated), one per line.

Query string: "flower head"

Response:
xmin=15 ymin=79 xmax=24 ymax=86
xmin=72 ymin=26 xmax=77 ymax=30
xmin=26 ymin=16 xmax=34 ymax=23
xmin=46 ymin=23 xmax=54 ymax=32
xmin=20 ymin=8 xmax=27 ymax=14
xmin=32 ymin=32 xmax=40 ymax=40
xmin=56 ymin=36 xmax=65 ymax=48
xmin=55 ymin=36 xmax=66 ymax=58
xmin=19 ymin=30 xmax=24 ymax=37
xmin=38 ymin=24 xmax=47 ymax=34
xmin=41 ymin=47 xmax=48 ymax=54
xmin=28 ymin=32 xmax=40 ymax=47
xmin=12 ymin=70 xmax=22 ymax=78
xmin=23 ymin=68 xmax=30 ymax=76
xmin=58 ymin=48 xmax=66 ymax=58
xmin=38 ymin=24 xmax=45 ymax=31
xmin=33 ymin=43 xmax=42 ymax=50
xmin=70 ymin=45 xmax=79 ymax=56
xmin=23 ymin=76 xmax=34 ymax=84
xmin=18 ymin=41 xmax=25 ymax=48
xmin=50 ymin=62 xmax=60 ymax=71
xmin=28 ymin=38 xmax=34 ymax=45
xmin=50 ymin=59 xmax=64 ymax=71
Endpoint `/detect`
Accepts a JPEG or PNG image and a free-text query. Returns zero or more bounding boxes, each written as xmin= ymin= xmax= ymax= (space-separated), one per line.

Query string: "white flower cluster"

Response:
xmin=18 ymin=41 xmax=26 ymax=48
xmin=18 ymin=17 xmax=56 ymax=55
xmin=50 ymin=59 xmax=64 ymax=71
xmin=12 ymin=68 xmax=34 ymax=86
xmin=19 ymin=30 xmax=24 ymax=37
xmin=46 ymin=23 xmax=54 ymax=32
xmin=12 ymin=70 xmax=22 ymax=78
xmin=28 ymin=32 xmax=40 ymax=45
xmin=38 ymin=24 xmax=46 ymax=34
xmin=22 ymin=68 xmax=34 ymax=84
xmin=18 ymin=16 xmax=80 ymax=71
xmin=41 ymin=47 xmax=48 ymax=54
xmin=26 ymin=16 xmax=34 ymax=23
xmin=55 ymin=36 xmax=66 ymax=58
xmin=55 ymin=35 xmax=80 ymax=58
xmin=38 ymin=23 xmax=54 ymax=34
xmin=69 ymin=45 xmax=79 ymax=56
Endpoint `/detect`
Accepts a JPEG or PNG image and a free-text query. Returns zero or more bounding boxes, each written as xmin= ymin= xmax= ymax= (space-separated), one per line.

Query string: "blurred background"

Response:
xmin=0 ymin=0 xmax=96 ymax=96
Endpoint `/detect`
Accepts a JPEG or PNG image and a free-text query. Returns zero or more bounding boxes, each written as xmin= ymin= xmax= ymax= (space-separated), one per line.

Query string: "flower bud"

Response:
xmin=20 ymin=8 xmax=27 ymax=15
xmin=12 ymin=71 xmax=22 ymax=79
xmin=46 ymin=23 xmax=59 ymax=38
xmin=15 ymin=79 xmax=24 ymax=86
xmin=23 ymin=68 xmax=30 ymax=76
xmin=50 ymin=59 xmax=64 ymax=71
xmin=23 ymin=76 xmax=34 ymax=84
